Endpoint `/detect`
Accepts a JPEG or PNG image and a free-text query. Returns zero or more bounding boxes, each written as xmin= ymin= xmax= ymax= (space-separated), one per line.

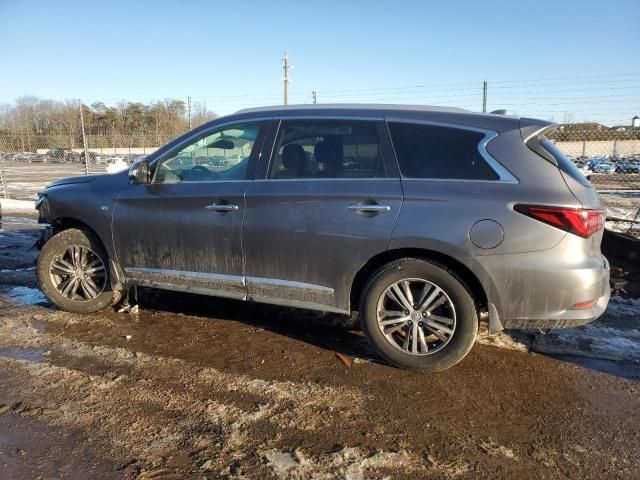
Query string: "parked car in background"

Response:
xmin=80 ymin=150 xmax=98 ymax=163
xmin=47 ymin=147 xmax=68 ymax=158
xmin=615 ymin=161 xmax=640 ymax=174
xmin=14 ymin=152 xmax=40 ymax=162
xmin=46 ymin=148 xmax=77 ymax=163
xmin=591 ymin=162 xmax=616 ymax=174
xmin=35 ymin=105 xmax=610 ymax=372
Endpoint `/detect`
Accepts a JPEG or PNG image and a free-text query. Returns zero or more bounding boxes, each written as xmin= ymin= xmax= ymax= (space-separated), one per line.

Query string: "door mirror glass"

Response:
xmin=128 ymin=159 xmax=151 ymax=184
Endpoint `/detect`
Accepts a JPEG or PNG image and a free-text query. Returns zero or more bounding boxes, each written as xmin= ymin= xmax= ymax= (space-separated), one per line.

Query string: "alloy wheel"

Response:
xmin=376 ymin=278 xmax=457 ymax=355
xmin=49 ymin=245 xmax=106 ymax=301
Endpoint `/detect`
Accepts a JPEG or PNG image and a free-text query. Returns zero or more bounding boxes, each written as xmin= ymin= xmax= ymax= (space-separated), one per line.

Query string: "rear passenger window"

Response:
xmin=268 ymin=120 xmax=388 ymax=179
xmin=388 ymin=122 xmax=499 ymax=180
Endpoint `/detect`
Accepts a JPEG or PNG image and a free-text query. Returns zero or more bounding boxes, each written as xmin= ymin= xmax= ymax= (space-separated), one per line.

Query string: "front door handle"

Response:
xmin=205 ymin=203 xmax=239 ymax=212
xmin=348 ymin=204 xmax=391 ymax=214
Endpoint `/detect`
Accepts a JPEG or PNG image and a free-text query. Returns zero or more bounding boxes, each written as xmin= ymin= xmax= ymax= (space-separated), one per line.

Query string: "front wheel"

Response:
xmin=360 ymin=258 xmax=478 ymax=372
xmin=37 ymin=228 xmax=118 ymax=314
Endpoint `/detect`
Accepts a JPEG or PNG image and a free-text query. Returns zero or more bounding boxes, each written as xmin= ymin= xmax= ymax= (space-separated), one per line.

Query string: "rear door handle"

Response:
xmin=205 ymin=203 xmax=239 ymax=212
xmin=348 ymin=204 xmax=391 ymax=214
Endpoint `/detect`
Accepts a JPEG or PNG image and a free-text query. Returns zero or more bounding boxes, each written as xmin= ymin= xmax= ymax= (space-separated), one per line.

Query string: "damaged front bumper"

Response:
xmin=35 ymin=225 xmax=54 ymax=250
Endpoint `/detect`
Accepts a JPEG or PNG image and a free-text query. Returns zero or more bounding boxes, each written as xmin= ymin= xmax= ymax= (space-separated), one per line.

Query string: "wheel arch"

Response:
xmin=350 ymin=248 xmax=489 ymax=316
xmin=46 ymin=216 xmax=124 ymax=296
xmin=49 ymin=217 xmax=106 ymax=249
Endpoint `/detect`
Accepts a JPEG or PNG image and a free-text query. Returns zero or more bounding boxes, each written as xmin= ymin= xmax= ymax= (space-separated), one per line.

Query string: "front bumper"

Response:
xmin=35 ymin=225 xmax=54 ymax=250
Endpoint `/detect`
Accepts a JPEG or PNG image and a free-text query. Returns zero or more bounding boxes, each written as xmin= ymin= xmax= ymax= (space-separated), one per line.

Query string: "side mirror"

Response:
xmin=128 ymin=159 xmax=151 ymax=184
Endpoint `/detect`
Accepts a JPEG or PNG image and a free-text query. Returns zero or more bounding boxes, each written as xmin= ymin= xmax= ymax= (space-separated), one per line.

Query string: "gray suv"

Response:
xmin=35 ymin=105 xmax=610 ymax=371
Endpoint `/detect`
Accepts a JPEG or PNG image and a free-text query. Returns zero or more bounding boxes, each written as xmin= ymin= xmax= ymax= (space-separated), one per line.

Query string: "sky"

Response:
xmin=1 ymin=0 xmax=639 ymax=125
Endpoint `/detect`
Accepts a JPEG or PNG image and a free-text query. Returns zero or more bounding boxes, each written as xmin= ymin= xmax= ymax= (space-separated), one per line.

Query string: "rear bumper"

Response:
xmin=473 ymin=239 xmax=610 ymax=330
xmin=501 ymin=287 xmax=609 ymax=329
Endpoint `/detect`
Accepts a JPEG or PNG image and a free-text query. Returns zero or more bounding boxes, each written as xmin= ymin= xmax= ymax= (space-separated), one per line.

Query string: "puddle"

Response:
xmin=0 ymin=286 xmax=49 ymax=306
xmin=0 ymin=267 xmax=36 ymax=273
xmin=0 ymin=216 xmax=41 ymax=232
xmin=552 ymin=355 xmax=640 ymax=382
xmin=0 ymin=346 xmax=45 ymax=363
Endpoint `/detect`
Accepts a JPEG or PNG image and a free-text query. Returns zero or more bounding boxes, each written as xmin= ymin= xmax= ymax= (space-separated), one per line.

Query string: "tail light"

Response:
xmin=571 ymin=299 xmax=597 ymax=310
xmin=514 ymin=204 xmax=605 ymax=238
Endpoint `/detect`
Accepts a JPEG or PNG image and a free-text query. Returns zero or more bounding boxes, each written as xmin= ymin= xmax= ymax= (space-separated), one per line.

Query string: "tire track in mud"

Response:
xmin=0 ymin=303 xmax=466 ymax=479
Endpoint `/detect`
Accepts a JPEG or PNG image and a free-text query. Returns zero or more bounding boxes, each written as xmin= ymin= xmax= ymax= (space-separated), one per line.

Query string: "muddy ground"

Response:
xmin=0 ymin=218 xmax=639 ymax=479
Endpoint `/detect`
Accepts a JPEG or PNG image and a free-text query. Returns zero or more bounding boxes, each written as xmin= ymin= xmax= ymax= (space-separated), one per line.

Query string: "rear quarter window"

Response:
xmin=537 ymin=136 xmax=592 ymax=188
xmin=388 ymin=122 xmax=499 ymax=180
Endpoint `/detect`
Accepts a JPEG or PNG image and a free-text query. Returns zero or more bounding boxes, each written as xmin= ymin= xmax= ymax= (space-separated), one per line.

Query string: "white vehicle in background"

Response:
xmin=578 ymin=163 xmax=592 ymax=176
xmin=106 ymin=157 xmax=129 ymax=174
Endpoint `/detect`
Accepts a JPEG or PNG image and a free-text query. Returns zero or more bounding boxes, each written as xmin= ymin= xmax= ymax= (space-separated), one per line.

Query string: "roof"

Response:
xmin=235 ymin=103 xmax=469 ymax=115
xmin=230 ymin=103 xmax=530 ymax=133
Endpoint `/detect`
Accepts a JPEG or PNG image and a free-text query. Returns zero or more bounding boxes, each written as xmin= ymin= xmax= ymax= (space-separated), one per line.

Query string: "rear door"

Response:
xmin=242 ymin=117 xmax=402 ymax=313
xmin=112 ymin=120 xmax=267 ymax=299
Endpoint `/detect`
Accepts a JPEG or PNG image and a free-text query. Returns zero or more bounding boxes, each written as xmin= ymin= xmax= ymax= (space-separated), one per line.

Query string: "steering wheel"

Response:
xmin=190 ymin=165 xmax=216 ymax=181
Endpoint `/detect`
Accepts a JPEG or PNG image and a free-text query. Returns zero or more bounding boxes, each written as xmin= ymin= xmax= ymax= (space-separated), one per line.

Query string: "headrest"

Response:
xmin=282 ymin=144 xmax=307 ymax=171
xmin=314 ymin=141 xmax=334 ymax=164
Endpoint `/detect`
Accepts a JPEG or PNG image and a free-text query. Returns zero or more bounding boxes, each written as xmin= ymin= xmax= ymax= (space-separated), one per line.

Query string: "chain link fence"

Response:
xmin=1 ymin=128 xmax=639 ymax=238
xmin=547 ymin=128 xmax=640 ymax=238
xmin=0 ymin=133 xmax=177 ymax=200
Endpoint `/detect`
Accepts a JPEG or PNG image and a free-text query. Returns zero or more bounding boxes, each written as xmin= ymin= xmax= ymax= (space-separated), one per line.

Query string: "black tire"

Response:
xmin=37 ymin=228 xmax=117 ymax=314
xmin=359 ymin=258 xmax=478 ymax=372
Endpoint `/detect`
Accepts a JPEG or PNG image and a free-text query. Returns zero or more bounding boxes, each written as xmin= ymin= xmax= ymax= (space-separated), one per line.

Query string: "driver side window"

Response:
xmin=154 ymin=122 xmax=262 ymax=183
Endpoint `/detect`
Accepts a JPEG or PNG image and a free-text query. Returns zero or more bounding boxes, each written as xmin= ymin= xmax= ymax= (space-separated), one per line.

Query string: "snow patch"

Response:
xmin=0 ymin=199 xmax=37 ymax=216
xmin=479 ymin=296 xmax=640 ymax=365
xmin=106 ymin=158 xmax=129 ymax=174
xmin=531 ymin=299 xmax=640 ymax=363
xmin=262 ymin=447 xmax=432 ymax=479
xmin=0 ymin=286 xmax=49 ymax=306
xmin=606 ymin=296 xmax=640 ymax=317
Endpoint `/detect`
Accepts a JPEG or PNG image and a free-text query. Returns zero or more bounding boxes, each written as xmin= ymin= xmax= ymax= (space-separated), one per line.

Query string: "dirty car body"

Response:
xmin=36 ymin=104 xmax=610 ymax=371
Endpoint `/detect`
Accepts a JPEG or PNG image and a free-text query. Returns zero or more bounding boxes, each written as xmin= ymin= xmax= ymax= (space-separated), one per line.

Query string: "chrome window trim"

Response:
xmin=251 ymin=177 xmax=400 ymax=183
xmin=148 ymin=179 xmax=252 ymax=185
xmin=124 ymin=268 xmax=343 ymax=312
xmin=385 ymin=117 xmax=519 ymax=184
xmin=246 ymin=276 xmax=333 ymax=293
xmin=125 ymin=267 xmax=246 ymax=285
xmin=125 ymin=268 xmax=334 ymax=295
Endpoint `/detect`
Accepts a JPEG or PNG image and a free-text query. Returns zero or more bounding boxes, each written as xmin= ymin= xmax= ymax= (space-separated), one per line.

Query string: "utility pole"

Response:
xmin=312 ymin=90 xmax=317 ymax=104
xmin=187 ymin=96 xmax=192 ymax=129
xmin=283 ymin=52 xmax=291 ymax=105
xmin=79 ymin=101 xmax=89 ymax=175
xmin=482 ymin=80 xmax=487 ymax=113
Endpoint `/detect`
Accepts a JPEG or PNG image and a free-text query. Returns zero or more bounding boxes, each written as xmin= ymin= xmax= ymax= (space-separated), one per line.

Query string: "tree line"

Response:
xmin=0 ymin=96 xmax=217 ymax=151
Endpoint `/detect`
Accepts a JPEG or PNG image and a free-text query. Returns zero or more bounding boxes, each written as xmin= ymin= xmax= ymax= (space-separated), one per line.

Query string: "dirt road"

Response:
xmin=1 ymin=220 xmax=639 ymax=479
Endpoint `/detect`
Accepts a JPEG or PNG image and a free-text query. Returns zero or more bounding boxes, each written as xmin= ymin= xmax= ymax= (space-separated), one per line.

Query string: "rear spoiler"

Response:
xmin=520 ymin=118 xmax=559 ymax=165
xmin=520 ymin=117 xmax=556 ymax=143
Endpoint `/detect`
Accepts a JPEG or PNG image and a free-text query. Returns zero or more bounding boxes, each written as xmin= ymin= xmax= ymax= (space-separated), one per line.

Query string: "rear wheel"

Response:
xmin=37 ymin=228 xmax=117 ymax=313
xmin=360 ymin=258 xmax=478 ymax=372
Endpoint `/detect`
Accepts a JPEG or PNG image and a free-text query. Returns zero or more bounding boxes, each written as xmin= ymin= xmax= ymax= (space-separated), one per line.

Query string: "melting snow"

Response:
xmin=0 ymin=286 xmax=49 ymax=306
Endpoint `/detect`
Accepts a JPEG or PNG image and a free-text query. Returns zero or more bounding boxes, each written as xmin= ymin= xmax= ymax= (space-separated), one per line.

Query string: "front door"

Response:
xmin=242 ymin=118 xmax=403 ymax=312
xmin=112 ymin=120 xmax=266 ymax=299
